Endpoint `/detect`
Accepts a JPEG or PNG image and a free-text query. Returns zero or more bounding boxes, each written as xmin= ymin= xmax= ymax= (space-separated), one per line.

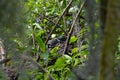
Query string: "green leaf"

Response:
xmin=54 ymin=55 xmax=72 ymax=70
xmin=70 ymin=36 xmax=78 ymax=43
xmin=35 ymin=36 xmax=46 ymax=52
xmin=37 ymin=30 xmax=46 ymax=37
xmin=50 ymin=46 xmax=59 ymax=53
xmin=63 ymin=55 xmax=72 ymax=61
xmin=94 ymin=21 xmax=100 ymax=28
xmin=81 ymin=44 xmax=88 ymax=51
xmin=62 ymin=0 xmax=66 ymax=8
xmin=81 ymin=51 xmax=88 ymax=56
xmin=74 ymin=59 xmax=80 ymax=66
xmin=35 ymin=73 xmax=43 ymax=80
xmin=43 ymin=19 xmax=48 ymax=23
xmin=54 ymin=56 xmax=66 ymax=70
xmin=63 ymin=55 xmax=72 ymax=63
xmin=71 ymin=47 xmax=79 ymax=53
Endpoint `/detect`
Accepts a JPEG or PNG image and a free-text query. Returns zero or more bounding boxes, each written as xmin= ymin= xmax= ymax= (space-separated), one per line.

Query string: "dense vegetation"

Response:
xmin=0 ymin=0 xmax=120 ymax=80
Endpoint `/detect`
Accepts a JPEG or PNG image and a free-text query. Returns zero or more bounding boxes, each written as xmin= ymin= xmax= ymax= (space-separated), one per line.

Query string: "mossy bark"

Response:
xmin=99 ymin=0 xmax=120 ymax=80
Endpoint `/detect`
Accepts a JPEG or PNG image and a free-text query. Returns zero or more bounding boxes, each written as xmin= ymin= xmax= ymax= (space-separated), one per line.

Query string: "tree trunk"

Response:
xmin=99 ymin=0 xmax=120 ymax=80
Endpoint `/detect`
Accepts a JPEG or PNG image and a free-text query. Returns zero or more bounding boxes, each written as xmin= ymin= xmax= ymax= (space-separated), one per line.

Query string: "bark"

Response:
xmin=99 ymin=0 xmax=120 ymax=80
xmin=100 ymin=0 xmax=108 ymax=32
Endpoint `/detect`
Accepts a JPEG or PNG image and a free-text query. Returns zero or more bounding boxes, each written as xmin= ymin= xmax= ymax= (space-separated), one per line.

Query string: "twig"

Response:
xmin=45 ymin=0 xmax=74 ymax=44
xmin=33 ymin=13 xmax=67 ymax=36
xmin=63 ymin=0 xmax=87 ymax=54
xmin=44 ymin=17 xmax=67 ymax=35
xmin=22 ymin=55 xmax=55 ymax=80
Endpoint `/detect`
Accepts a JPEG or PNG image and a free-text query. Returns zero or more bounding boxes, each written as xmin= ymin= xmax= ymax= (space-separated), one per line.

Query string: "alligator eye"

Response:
xmin=48 ymin=44 xmax=54 ymax=48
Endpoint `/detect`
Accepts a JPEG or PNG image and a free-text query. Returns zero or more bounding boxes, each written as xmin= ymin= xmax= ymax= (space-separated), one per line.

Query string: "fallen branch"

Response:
xmin=22 ymin=55 xmax=55 ymax=80
xmin=63 ymin=0 xmax=87 ymax=54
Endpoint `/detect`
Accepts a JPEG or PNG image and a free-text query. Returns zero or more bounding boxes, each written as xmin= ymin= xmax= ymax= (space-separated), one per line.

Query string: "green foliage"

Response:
xmin=70 ymin=36 xmax=78 ymax=43
xmin=1 ymin=0 xmax=120 ymax=80
xmin=0 ymin=70 xmax=7 ymax=80
xmin=54 ymin=55 xmax=71 ymax=70
xmin=23 ymin=0 xmax=89 ymax=79
xmin=0 ymin=0 xmax=89 ymax=79
xmin=35 ymin=36 xmax=46 ymax=52
xmin=50 ymin=46 xmax=59 ymax=54
xmin=71 ymin=47 xmax=79 ymax=53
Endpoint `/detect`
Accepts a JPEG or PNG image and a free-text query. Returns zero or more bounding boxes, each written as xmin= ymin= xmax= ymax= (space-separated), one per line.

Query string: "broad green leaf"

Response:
xmin=70 ymin=36 xmax=78 ymax=43
xmin=81 ymin=51 xmax=88 ymax=56
xmin=35 ymin=36 xmax=46 ymax=52
xmin=63 ymin=55 xmax=72 ymax=61
xmin=63 ymin=55 xmax=72 ymax=63
xmin=54 ymin=56 xmax=67 ymax=70
xmin=37 ymin=30 xmax=46 ymax=36
xmin=54 ymin=56 xmax=66 ymax=66
xmin=71 ymin=47 xmax=79 ymax=53
xmin=50 ymin=46 xmax=59 ymax=53
xmin=54 ymin=55 xmax=72 ymax=70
